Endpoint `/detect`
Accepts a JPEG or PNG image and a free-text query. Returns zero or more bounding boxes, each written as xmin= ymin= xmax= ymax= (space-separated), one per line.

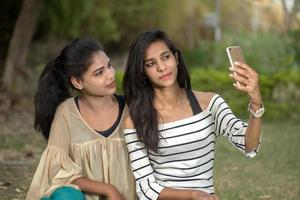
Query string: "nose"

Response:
xmin=107 ymin=67 xmax=115 ymax=80
xmin=157 ymin=60 xmax=166 ymax=72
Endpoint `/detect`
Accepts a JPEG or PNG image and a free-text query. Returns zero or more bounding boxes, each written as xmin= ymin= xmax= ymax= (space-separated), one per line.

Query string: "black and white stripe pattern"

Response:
xmin=124 ymin=94 xmax=259 ymax=200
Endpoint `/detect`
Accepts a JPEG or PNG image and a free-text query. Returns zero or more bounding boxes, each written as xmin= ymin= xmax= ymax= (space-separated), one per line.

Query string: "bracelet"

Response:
xmin=249 ymin=99 xmax=262 ymax=106
xmin=248 ymin=102 xmax=265 ymax=118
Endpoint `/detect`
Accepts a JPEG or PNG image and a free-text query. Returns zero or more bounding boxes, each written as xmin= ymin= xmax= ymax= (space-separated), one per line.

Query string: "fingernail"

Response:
xmin=234 ymin=61 xmax=239 ymax=65
xmin=229 ymin=67 xmax=234 ymax=71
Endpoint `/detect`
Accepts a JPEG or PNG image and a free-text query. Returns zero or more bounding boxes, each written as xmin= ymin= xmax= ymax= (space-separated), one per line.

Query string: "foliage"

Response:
xmin=189 ymin=67 xmax=300 ymax=120
xmin=36 ymin=0 xmax=166 ymax=49
xmin=183 ymin=32 xmax=297 ymax=73
xmin=37 ymin=0 xmax=119 ymax=42
xmin=115 ymin=70 xmax=124 ymax=94
xmin=182 ymin=41 xmax=216 ymax=68
xmin=115 ymin=68 xmax=300 ymax=120
xmin=226 ymin=32 xmax=295 ymax=73
xmin=289 ymin=29 xmax=300 ymax=65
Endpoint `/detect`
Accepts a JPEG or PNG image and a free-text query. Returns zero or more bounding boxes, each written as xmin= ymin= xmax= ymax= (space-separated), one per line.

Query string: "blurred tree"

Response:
xmin=109 ymin=0 xmax=166 ymax=49
xmin=157 ymin=0 xmax=212 ymax=48
xmin=35 ymin=0 xmax=166 ymax=50
xmin=34 ymin=0 xmax=218 ymax=50
xmin=221 ymin=0 xmax=252 ymax=33
xmin=289 ymin=29 xmax=300 ymax=65
xmin=1 ymin=0 xmax=41 ymax=94
xmin=281 ymin=0 xmax=296 ymax=32
xmin=0 ymin=0 xmax=22 ymax=68
xmin=36 ymin=0 xmax=119 ymax=42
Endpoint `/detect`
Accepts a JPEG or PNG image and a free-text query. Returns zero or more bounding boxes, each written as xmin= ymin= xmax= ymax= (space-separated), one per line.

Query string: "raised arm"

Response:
xmin=230 ymin=62 xmax=263 ymax=152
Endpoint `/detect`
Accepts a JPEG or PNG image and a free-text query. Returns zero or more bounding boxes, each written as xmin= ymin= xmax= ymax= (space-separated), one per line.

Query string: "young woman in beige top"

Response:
xmin=26 ymin=37 xmax=135 ymax=200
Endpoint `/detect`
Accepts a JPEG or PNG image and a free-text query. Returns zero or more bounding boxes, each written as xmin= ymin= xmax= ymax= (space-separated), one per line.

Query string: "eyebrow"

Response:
xmin=161 ymin=51 xmax=171 ymax=57
xmin=144 ymin=50 xmax=171 ymax=63
xmin=92 ymin=60 xmax=111 ymax=74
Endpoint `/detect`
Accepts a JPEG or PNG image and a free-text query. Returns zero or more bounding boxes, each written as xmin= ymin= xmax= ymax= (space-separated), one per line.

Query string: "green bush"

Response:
xmin=182 ymin=32 xmax=296 ymax=73
xmin=116 ymin=68 xmax=300 ymax=120
xmin=289 ymin=29 xmax=300 ymax=65
xmin=182 ymin=41 xmax=216 ymax=68
xmin=115 ymin=70 xmax=124 ymax=94
xmin=190 ymin=68 xmax=300 ymax=120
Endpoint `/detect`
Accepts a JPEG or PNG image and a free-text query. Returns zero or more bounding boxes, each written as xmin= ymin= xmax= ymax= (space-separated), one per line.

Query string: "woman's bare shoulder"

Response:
xmin=192 ymin=91 xmax=217 ymax=110
xmin=124 ymin=114 xmax=135 ymax=129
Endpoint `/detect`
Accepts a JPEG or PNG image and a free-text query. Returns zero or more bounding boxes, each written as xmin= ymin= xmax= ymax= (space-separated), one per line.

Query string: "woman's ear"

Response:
xmin=70 ymin=76 xmax=83 ymax=90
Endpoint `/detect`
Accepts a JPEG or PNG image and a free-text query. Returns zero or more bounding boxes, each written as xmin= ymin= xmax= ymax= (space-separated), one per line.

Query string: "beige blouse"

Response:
xmin=26 ymin=98 xmax=136 ymax=200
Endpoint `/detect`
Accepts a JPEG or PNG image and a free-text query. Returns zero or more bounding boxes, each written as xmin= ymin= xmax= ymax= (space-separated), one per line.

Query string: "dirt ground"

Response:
xmin=0 ymin=107 xmax=46 ymax=200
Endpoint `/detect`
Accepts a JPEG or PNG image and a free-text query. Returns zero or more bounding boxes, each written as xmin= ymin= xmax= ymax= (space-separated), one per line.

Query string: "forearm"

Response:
xmin=72 ymin=177 xmax=115 ymax=196
xmin=229 ymin=62 xmax=263 ymax=153
xmin=158 ymin=188 xmax=211 ymax=200
xmin=245 ymin=102 xmax=262 ymax=152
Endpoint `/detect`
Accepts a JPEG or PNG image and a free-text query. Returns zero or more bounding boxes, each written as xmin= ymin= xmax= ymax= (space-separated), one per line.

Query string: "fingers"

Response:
xmin=230 ymin=62 xmax=257 ymax=79
xmin=229 ymin=62 xmax=259 ymax=94
xmin=234 ymin=62 xmax=255 ymax=73
xmin=229 ymin=73 xmax=257 ymax=88
xmin=229 ymin=73 xmax=248 ymax=86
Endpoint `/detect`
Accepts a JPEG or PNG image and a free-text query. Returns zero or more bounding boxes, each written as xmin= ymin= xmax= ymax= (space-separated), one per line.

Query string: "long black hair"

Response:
xmin=123 ymin=30 xmax=191 ymax=152
xmin=34 ymin=37 xmax=104 ymax=139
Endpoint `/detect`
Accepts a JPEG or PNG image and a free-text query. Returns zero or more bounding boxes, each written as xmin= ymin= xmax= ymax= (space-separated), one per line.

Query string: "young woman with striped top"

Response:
xmin=122 ymin=30 xmax=264 ymax=200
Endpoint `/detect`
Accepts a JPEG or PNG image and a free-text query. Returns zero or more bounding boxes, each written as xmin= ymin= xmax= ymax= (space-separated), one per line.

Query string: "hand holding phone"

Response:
xmin=226 ymin=46 xmax=245 ymax=86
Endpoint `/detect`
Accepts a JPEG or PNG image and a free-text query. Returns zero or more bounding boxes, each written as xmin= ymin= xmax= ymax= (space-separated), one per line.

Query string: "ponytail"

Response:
xmin=34 ymin=57 xmax=71 ymax=139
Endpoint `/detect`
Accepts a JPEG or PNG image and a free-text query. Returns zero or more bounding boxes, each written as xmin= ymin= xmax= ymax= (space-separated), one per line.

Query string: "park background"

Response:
xmin=0 ymin=0 xmax=299 ymax=199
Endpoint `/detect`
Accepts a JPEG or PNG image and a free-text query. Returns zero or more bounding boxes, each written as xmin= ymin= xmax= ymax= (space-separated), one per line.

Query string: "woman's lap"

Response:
xmin=40 ymin=186 xmax=85 ymax=200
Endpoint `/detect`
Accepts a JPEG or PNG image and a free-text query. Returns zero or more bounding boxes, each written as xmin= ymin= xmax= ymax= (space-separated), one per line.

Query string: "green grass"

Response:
xmin=214 ymin=121 xmax=300 ymax=200
xmin=0 ymin=135 xmax=25 ymax=151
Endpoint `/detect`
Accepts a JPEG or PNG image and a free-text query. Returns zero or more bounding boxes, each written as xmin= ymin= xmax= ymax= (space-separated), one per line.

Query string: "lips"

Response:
xmin=106 ymin=81 xmax=115 ymax=88
xmin=159 ymin=72 xmax=172 ymax=80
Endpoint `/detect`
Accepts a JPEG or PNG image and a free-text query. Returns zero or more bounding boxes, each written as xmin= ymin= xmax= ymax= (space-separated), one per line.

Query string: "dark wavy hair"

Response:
xmin=123 ymin=30 xmax=191 ymax=152
xmin=34 ymin=37 xmax=104 ymax=139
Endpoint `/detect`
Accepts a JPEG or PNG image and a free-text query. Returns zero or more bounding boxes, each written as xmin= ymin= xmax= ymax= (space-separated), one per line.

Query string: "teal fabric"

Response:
xmin=40 ymin=186 xmax=85 ymax=200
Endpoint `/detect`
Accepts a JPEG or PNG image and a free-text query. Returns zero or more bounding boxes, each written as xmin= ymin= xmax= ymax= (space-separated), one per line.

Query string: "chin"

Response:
xmin=154 ymin=82 xmax=176 ymax=89
xmin=111 ymin=87 xmax=117 ymax=94
xmin=100 ymin=88 xmax=116 ymax=96
xmin=161 ymin=79 xmax=177 ymax=87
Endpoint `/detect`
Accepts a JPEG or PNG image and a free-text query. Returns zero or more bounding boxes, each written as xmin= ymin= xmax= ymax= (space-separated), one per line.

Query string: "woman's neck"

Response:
xmin=78 ymin=94 xmax=117 ymax=114
xmin=153 ymin=84 xmax=187 ymax=110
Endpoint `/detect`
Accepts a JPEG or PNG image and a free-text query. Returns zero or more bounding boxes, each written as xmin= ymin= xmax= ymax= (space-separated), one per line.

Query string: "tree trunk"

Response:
xmin=1 ymin=0 xmax=40 ymax=92
xmin=280 ymin=0 xmax=293 ymax=32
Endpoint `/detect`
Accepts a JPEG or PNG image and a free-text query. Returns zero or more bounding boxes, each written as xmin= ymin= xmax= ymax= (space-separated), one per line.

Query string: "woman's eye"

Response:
xmin=162 ymin=54 xmax=170 ymax=60
xmin=95 ymin=70 xmax=103 ymax=76
xmin=145 ymin=62 xmax=154 ymax=68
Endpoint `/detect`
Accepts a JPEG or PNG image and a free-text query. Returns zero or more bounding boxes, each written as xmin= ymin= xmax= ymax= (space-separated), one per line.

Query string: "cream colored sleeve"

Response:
xmin=26 ymin=104 xmax=82 ymax=200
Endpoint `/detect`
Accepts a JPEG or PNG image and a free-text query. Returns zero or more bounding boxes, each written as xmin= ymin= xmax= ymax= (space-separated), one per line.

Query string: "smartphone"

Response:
xmin=226 ymin=46 xmax=245 ymax=86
